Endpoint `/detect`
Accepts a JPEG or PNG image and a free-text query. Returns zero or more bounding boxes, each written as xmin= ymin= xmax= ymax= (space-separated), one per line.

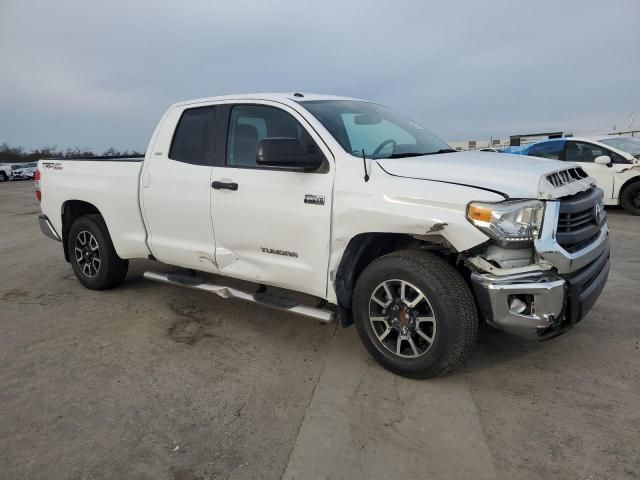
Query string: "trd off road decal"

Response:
xmin=41 ymin=162 xmax=63 ymax=170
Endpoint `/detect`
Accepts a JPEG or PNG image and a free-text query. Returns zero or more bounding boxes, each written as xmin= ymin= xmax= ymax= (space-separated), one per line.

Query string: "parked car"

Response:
xmin=10 ymin=164 xmax=23 ymax=178
xmin=12 ymin=162 xmax=38 ymax=180
xmin=35 ymin=93 xmax=609 ymax=378
xmin=0 ymin=164 xmax=12 ymax=182
xmin=505 ymin=137 xmax=640 ymax=214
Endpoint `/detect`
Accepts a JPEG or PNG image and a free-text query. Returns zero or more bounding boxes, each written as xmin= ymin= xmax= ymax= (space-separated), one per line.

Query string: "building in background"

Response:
xmin=450 ymin=128 xmax=639 ymax=151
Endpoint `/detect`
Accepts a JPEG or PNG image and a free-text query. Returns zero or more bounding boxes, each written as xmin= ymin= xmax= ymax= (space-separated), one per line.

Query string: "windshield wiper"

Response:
xmin=383 ymin=149 xmax=457 ymax=159
xmin=425 ymin=148 xmax=458 ymax=155
xmin=383 ymin=152 xmax=429 ymax=159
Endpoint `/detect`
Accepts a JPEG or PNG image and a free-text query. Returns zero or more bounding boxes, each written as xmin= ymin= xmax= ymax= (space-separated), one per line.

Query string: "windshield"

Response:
xmin=300 ymin=100 xmax=453 ymax=159
xmin=599 ymin=137 xmax=640 ymax=157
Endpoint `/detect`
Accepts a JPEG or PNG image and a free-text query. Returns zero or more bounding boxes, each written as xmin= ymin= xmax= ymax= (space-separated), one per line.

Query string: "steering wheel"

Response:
xmin=372 ymin=139 xmax=397 ymax=157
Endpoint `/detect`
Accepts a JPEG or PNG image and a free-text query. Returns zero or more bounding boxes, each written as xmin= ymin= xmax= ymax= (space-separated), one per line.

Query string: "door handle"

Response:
xmin=212 ymin=181 xmax=238 ymax=191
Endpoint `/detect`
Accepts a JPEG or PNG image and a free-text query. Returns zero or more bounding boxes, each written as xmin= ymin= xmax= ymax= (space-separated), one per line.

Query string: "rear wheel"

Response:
xmin=0 ymin=172 xmax=7 ymax=182
xmin=621 ymin=183 xmax=640 ymax=215
xmin=68 ymin=215 xmax=128 ymax=290
xmin=353 ymin=250 xmax=478 ymax=379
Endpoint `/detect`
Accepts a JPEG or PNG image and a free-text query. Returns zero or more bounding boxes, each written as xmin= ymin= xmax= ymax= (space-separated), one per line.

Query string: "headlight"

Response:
xmin=467 ymin=200 xmax=544 ymax=244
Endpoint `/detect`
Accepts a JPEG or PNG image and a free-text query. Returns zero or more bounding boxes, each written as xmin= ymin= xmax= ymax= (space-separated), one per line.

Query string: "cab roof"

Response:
xmin=171 ymin=92 xmax=364 ymax=109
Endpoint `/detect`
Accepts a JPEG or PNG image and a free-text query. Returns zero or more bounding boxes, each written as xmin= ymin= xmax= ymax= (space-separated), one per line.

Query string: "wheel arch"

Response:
xmin=619 ymin=175 xmax=640 ymax=200
xmin=61 ymin=200 xmax=103 ymax=262
xmin=333 ymin=232 xmax=459 ymax=327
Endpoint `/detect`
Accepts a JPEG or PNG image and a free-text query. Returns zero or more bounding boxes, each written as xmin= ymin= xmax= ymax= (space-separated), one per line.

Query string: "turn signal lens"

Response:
xmin=467 ymin=204 xmax=493 ymax=223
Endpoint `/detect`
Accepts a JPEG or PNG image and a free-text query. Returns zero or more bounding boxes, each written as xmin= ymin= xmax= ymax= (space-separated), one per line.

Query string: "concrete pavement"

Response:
xmin=1 ymin=180 xmax=639 ymax=479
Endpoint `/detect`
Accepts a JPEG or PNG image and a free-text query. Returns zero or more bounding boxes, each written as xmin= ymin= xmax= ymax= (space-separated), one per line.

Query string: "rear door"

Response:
xmin=210 ymin=102 xmax=334 ymax=297
xmin=140 ymin=105 xmax=218 ymax=272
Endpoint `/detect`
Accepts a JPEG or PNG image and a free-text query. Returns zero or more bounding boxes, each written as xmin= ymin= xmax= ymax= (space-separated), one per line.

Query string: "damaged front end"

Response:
xmin=466 ymin=240 xmax=568 ymax=339
xmin=465 ymin=173 xmax=610 ymax=339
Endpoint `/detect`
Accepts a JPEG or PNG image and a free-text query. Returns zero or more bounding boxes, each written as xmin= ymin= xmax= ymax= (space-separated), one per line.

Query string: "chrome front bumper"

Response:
xmin=471 ymin=236 xmax=610 ymax=340
xmin=38 ymin=214 xmax=61 ymax=242
xmin=471 ymin=271 xmax=565 ymax=339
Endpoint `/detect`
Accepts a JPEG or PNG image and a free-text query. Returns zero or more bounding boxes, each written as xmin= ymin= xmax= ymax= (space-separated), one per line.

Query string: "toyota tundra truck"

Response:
xmin=35 ymin=93 xmax=610 ymax=378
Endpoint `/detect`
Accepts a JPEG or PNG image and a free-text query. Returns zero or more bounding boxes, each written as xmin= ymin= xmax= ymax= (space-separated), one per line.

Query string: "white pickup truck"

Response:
xmin=36 ymin=93 xmax=610 ymax=378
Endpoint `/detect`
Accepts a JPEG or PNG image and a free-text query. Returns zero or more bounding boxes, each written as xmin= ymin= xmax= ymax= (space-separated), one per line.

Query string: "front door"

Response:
xmin=210 ymin=102 xmax=334 ymax=297
xmin=564 ymin=140 xmax=615 ymax=199
xmin=141 ymin=105 xmax=218 ymax=272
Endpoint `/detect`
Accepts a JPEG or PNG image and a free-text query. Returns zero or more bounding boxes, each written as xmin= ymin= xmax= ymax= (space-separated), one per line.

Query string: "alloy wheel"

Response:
xmin=74 ymin=230 xmax=101 ymax=277
xmin=369 ymin=279 xmax=437 ymax=358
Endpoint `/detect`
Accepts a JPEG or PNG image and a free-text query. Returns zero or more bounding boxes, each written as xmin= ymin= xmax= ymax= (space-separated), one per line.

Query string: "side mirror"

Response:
xmin=256 ymin=137 xmax=323 ymax=171
xmin=594 ymin=155 xmax=612 ymax=167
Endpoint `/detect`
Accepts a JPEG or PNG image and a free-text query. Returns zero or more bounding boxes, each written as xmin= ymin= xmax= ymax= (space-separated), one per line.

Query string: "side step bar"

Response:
xmin=143 ymin=271 xmax=336 ymax=323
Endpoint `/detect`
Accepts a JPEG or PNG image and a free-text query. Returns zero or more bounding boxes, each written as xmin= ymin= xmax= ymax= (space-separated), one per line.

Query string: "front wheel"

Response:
xmin=68 ymin=214 xmax=129 ymax=290
xmin=0 ymin=172 xmax=7 ymax=182
xmin=621 ymin=183 xmax=640 ymax=215
xmin=353 ymin=250 xmax=478 ymax=379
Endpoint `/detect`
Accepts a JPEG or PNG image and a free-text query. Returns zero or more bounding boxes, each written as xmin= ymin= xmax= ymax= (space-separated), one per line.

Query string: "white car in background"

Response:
xmin=12 ymin=162 xmax=38 ymax=180
xmin=0 ymin=164 xmax=12 ymax=182
xmin=508 ymin=136 xmax=640 ymax=214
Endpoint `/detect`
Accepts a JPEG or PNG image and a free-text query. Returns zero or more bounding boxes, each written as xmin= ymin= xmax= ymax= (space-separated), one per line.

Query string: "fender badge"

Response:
xmin=304 ymin=194 xmax=325 ymax=205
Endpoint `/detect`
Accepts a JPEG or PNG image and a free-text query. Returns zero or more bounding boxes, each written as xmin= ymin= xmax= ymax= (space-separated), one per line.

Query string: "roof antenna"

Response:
xmin=361 ymin=149 xmax=370 ymax=182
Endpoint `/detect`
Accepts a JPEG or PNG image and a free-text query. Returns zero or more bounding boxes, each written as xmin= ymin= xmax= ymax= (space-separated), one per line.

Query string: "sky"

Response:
xmin=0 ymin=0 xmax=638 ymax=152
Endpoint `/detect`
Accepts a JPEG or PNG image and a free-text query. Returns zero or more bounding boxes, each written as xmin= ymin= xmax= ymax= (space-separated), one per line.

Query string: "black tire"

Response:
xmin=621 ymin=183 xmax=640 ymax=215
xmin=0 ymin=172 xmax=7 ymax=182
xmin=68 ymin=214 xmax=129 ymax=290
xmin=353 ymin=250 xmax=478 ymax=379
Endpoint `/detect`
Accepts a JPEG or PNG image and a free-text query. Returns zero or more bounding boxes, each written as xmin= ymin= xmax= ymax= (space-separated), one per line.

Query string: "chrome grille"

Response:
xmin=546 ymin=167 xmax=589 ymax=188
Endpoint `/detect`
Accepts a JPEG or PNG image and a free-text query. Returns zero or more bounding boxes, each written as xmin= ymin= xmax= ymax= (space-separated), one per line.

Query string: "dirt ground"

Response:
xmin=1 ymin=180 xmax=639 ymax=480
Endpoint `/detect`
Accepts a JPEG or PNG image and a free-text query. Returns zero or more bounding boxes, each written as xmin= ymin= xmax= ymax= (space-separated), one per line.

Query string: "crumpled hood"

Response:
xmin=376 ymin=151 xmax=592 ymax=199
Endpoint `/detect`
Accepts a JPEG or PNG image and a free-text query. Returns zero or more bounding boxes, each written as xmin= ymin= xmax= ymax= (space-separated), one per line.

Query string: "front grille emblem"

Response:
xmin=594 ymin=202 xmax=604 ymax=224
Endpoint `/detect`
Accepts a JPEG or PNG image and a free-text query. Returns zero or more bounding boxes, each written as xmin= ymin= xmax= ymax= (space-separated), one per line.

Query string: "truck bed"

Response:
xmin=38 ymin=157 xmax=150 ymax=259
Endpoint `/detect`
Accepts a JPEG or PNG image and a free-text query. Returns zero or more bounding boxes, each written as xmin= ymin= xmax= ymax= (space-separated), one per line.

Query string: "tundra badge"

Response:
xmin=261 ymin=247 xmax=299 ymax=258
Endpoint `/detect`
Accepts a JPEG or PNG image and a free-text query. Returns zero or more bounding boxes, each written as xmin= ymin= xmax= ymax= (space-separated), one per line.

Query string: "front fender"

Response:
xmin=326 ymin=167 xmax=503 ymax=304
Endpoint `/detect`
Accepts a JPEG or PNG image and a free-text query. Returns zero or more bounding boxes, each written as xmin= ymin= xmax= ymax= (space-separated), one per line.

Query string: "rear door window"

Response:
xmin=169 ymin=107 xmax=216 ymax=165
xmin=526 ymin=141 xmax=565 ymax=160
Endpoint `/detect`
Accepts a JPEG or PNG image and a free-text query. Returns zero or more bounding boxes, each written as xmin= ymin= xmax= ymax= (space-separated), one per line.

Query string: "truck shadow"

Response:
xmin=463 ymin=327 xmax=544 ymax=373
xmin=121 ymin=260 xmax=545 ymax=367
